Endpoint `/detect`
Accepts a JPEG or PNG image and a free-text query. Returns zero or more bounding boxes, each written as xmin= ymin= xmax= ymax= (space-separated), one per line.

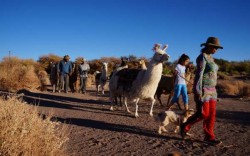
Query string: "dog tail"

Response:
xmin=155 ymin=112 xmax=166 ymax=122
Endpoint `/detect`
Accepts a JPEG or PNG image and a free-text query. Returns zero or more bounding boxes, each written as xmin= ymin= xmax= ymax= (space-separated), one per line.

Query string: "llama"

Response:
xmin=155 ymin=63 xmax=195 ymax=109
xmin=138 ymin=59 xmax=147 ymax=69
xmin=50 ymin=62 xmax=59 ymax=93
xmin=95 ymin=62 xmax=108 ymax=94
xmin=110 ymin=44 xmax=170 ymax=117
xmin=69 ymin=62 xmax=79 ymax=93
xmin=109 ymin=57 xmax=129 ymax=107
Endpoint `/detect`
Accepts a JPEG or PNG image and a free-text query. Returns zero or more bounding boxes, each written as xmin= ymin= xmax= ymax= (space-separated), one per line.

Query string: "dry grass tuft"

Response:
xmin=0 ymin=57 xmax=43 ymax=91
xmin=217 ymin=80 xmax=250 ymax=97
xmin=0 ymin=98 xmax=69 ymax=156
xmin=38 ymin=70 xmax=50 ymax=91
xmin=217 ymin=71 xmax=230 ymax=80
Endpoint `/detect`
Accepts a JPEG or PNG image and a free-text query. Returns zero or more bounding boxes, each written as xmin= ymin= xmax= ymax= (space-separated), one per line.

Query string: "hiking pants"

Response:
xmin=182 ymin=95 xmax=216 ymax=140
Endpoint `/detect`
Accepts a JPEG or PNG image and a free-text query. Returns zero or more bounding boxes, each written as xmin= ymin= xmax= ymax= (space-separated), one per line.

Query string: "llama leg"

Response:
xmin=135 ymin=98 xmax=140 ymax=118
xmin=156 ymin=89 xmax=164 ymax=106
xmin=52 ymin=84 xmax=56 ymax=93
xmin=96 ymin=84 xmax=99 ymax=94
xmin=124 ymin=97 xmax=131 ymax=113
xmin=101 ymin=85 xmax=105 ymax=94
xmin=166 ymin=93 xmax=173 ymax=107
xmin=149 ymin=98 xmax=156 ymax=116
xmin=109 ymin=96 xmax=114 ymax=111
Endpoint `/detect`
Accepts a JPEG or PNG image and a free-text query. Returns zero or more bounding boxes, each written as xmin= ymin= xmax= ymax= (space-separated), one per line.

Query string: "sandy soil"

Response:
xmin=18 ymin=85 xmax=250 ymax=156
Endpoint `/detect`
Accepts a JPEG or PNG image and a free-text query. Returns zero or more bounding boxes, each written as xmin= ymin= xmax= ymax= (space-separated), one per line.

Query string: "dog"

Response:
xmin=156 ymin=109 xmax=194 ymax=135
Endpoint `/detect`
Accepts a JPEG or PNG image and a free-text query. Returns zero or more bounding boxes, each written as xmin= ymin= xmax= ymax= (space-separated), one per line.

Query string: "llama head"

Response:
xmin=138 ymin=59 xmax=145 ymax=65
xmin=152 ymin=44 xmax=170 ymax=63
xmin=102 ymin=62 xmax=108 ymax=70
xmin=121 ymin=57 xmax=128 ymax=66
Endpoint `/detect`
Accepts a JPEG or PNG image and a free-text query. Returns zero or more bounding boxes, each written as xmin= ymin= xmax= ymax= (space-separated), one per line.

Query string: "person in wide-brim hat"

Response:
xmin=200 ymin=37 xmax=223 ymax=49
xmin=180 ymin=36 xmax=223 ymax=146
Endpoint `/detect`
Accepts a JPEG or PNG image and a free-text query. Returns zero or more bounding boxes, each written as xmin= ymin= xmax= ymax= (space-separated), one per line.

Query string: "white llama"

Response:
xmin=110 ymin=44 xmax=170 ymax=117
xmin=95 ymin=62 xmax=108 ymax=94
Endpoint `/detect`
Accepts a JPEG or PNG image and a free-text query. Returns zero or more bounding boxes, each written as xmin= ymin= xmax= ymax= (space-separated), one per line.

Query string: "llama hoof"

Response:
xmin=135 ymin=114 xmax=139 ymax=118
xmin=158 ymin=130 xmax=162 ymax=134
xmin=150 ymin=113 xmax=154 ymax=117
xmin=126 ymin=110 xmax=131 ymax=113
xmin=110 ymin=106 xmax=114 ymax=111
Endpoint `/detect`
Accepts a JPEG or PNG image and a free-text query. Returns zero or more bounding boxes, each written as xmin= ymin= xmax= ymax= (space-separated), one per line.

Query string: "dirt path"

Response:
xmin=18 ymin=87 xmax=250 ymax=156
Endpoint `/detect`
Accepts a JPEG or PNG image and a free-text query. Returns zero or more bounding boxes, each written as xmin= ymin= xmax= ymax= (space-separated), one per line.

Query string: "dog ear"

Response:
xmin=157 ymin=112 xmax=167 ymax=122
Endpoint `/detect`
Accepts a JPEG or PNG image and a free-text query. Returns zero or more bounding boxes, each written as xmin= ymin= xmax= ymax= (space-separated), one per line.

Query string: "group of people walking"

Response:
xmin=168 ymin=37 xmax=223 ymax=146
xmin=49 ymin=36 xmax=223 ymax=146
xmin=50 ymin=55 xmax=90 ymax=94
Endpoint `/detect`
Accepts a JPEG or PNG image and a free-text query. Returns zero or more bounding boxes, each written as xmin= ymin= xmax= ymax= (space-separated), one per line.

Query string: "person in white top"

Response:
xmin=78 ymin=58 xmax=90 ymax=94
xmin=167 ymin=54 xmax=190 ymax=110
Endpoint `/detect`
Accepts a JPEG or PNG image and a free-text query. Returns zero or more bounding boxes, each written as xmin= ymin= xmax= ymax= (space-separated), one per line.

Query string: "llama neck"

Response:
xmin=101 ymin=67 xmax=108 ymax=79
xmin=144 ymin=60 xmax=163 ymax=83
xmin=141 ymin=63 xmax=147 ymax=69
xmin=134 ymin=60 xmax=163 ymax=98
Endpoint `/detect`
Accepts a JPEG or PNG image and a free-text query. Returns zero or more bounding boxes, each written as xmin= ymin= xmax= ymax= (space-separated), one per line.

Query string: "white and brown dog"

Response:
xmin=156 ymin=109 xmax=194 ymax=135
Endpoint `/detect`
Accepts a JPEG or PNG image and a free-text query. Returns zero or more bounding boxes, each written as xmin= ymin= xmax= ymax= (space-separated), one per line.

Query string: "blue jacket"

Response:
xmin=58 ymin=60 xmax=72 ymax=74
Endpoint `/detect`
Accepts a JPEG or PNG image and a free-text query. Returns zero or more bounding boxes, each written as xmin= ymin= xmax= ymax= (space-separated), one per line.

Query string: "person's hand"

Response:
xmin=197 ymin=94 xmax=202 ymax=101
xmin=194 ymin=93 xmax=202 ymax=102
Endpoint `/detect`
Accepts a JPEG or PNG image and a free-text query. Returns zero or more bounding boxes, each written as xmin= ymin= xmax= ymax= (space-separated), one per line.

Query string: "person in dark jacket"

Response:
xmin=57 ymin=55 xmax=72 ymax=93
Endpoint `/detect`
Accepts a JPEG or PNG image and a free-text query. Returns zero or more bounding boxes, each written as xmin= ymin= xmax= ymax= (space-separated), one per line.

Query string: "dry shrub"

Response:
xmin=0 ymin=57 xmax=41 ymax=91
xmin=217 ymin=80 xmax=250 ymax=97
xmin=38 ymin=70 xmax=50 ymax=91
xmin=87 ymin=74 xmax=95 ymax=87
xmin=217 ymin=71 xmax=230 ymax=80
xmin=0 ymin=98 xmax=68 ymax=156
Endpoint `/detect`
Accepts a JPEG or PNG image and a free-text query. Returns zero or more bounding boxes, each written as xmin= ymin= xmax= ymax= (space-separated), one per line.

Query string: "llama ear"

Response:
xmin=162 ymin=44 xmax=168 ymax=51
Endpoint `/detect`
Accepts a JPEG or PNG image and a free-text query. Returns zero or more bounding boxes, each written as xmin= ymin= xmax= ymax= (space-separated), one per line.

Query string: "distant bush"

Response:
xmin=38 ymin=54 xmax=62 ymax=73
xmin=215 ymin=59 xmax=250 ymax=76
xmin=217 ymin=80 xmax=250 ymax=97
xmin=0 ymin=98 xmax=68 ymax=156
xmin=0 ymin=57 xmax=41 ymax=91
xmin=217 ymin=71 xmax=230 ymax=80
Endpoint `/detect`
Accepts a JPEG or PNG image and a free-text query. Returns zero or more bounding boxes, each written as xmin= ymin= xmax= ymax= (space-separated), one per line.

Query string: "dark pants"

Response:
xmin=80 ymin=77 xmax=87 ymax=93
xmin=59 ymin=73 xmax=69 ymax=92
xmin=182 ymin=95 xmax=217 ymax=141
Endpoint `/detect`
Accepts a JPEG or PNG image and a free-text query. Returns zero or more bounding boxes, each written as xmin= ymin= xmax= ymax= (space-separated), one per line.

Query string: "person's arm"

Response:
xmin=57 ymin=61 xmax=61 ymax=74
xmin=195 ymin=54 xmax=206 ymax=96
xmin=69 ymin=62 xmax=73 ymax=75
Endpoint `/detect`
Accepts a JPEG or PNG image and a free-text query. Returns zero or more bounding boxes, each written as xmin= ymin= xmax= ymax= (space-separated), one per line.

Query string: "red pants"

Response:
xmin=183 ymin=99 xmax=216 ymax=140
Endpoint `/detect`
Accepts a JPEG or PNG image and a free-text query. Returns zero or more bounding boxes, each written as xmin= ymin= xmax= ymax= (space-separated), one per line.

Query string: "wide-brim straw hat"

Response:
xmin=200 ymin=37 xmax=223 ymax=49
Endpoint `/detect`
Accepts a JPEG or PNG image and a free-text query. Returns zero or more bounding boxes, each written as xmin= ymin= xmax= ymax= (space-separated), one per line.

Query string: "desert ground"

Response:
xmin=17 ymin=84 xmax=250 ymax=156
